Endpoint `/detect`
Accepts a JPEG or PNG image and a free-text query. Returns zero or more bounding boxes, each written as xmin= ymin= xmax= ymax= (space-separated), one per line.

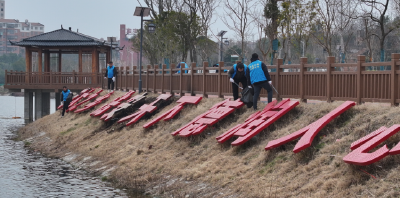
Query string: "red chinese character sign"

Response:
xmin=265 ymin=101 xmax=355 ymax=153
xmin=171 ymin=99 xmax=244 ymax=137
xmin=216 ymin=99 xmax=299 ymax=145
xmin=98 ymin=93 xmax=147 ymax=121
xmin=57 ymin=87 xmax=93 ymax=110
xmin=74 ymin=92 xmax=115 ymax=113
xmin=68 ymin=89 xmax=104 ymax=112
xmin=118 ymin=94 xmax=172 ymax=126
xmin=143 ymin=96 xmax=202 ymax=128
xmin=343 ymin=125 xmax=400 ymax=166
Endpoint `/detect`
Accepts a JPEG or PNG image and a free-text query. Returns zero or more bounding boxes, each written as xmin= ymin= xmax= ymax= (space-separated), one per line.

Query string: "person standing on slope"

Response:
xmin=61 ymin=86 xmax=72 ymax=117
xmin=104 ymin=61 xmax=117 ymax=92
xmin=246 ymin=53 xmax=273 ymax=110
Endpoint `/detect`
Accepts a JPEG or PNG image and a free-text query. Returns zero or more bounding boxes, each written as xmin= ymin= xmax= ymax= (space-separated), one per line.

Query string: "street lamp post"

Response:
xmin=134 ymin=7 xmax=152 ymax=93
xmin=107 ymin=37 xmax=116 ymax=63
xmin=217 ymin=31 xmax=227 ymax=62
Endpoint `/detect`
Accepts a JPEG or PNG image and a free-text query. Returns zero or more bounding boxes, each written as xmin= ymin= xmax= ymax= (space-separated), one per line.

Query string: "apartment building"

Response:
xmin=0 ymin=0 xmax=4 ymax=19
xmin=0 ymin=19 xmax=44 ymax=55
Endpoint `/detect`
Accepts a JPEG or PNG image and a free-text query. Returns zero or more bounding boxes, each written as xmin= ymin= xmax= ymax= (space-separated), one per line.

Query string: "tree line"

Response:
xmin=132 ymin=0 xmax=400 ymax=68
xmin=0 ymin=53 xmax=25 ymax=85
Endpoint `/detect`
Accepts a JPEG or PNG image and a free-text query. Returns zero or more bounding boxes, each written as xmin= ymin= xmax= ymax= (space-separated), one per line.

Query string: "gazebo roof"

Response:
xmin=11 ymin=28 xmax=111 ymax=47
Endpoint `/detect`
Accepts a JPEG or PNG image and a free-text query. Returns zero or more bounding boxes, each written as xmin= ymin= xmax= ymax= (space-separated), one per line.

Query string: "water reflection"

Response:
xmin=0 ymin=96 xmax=128 ymax=197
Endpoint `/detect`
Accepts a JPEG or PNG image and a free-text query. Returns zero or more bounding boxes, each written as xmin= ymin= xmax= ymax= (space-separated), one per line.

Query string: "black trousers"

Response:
xmin=253 ymin=81 xmax=273 ymax=110
xmin=232 ymin=78 xmax=248 ymax=100
xmin=107 ymin=78 xmax=114 ymax=90
xmin=62 ymin=101 xmax=70 ymax=116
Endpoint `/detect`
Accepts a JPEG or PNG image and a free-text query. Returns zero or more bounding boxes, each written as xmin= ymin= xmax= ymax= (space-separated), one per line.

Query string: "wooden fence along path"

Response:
xmin=5 ymin=54 xmax=400 ymax=106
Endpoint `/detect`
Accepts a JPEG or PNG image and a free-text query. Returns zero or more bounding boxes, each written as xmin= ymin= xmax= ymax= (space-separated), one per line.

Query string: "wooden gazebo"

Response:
xmin=7 ymin=28 xmax=112 ymax=90
xmin=5 ymin=28 xmax=113 ymax=122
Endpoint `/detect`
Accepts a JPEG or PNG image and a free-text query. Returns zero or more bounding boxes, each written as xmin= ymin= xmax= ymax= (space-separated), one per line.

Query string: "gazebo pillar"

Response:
xmin=92 ymin=47 xmax=98 ymax=84
xmin=58 ymin=50 xmax=62 ymax=72
xmin=79 ymin=48 xmax=83 ymax=84
xmin=44 ymin=50 xmax=50 ymax=72
xmin=25 ymin=47 xmax=32 ymax=84
xmin=106 ymin=49 xmax=110 ymax=64
xmin=38 ymin=48 xmax=43 ymax=73
xmin=79 ymin=48 xmax=83 ymax=73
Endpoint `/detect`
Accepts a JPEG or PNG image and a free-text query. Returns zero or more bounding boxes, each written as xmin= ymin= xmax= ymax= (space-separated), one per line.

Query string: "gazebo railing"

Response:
xmin=5 ymin=70 xmax=103 ymax=87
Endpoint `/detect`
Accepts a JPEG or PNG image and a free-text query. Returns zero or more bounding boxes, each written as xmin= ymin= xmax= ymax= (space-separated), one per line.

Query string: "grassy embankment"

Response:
xmin=17 ymin=90 xmax=400 ymax=197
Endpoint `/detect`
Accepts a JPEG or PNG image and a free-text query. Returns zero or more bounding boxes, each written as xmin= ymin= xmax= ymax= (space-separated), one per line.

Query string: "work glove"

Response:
xmin=268 ymin=81 xmax=272 ymax=85
xmin=229 ymin=78 xmax=234 ymax=83
xmin=104 ymin=77 xmax=107 ymax=79
xmin=248 ymin=86 xmax=252 ymax=89
xmin=112 ymin=77 xmax=115 ymax=82
xmin=61 ymin=101 xmax=64 ymax=105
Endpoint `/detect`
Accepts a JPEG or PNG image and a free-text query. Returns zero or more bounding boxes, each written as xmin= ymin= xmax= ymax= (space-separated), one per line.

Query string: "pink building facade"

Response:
xmin=119 ymin=24 xmax=139 ymax=67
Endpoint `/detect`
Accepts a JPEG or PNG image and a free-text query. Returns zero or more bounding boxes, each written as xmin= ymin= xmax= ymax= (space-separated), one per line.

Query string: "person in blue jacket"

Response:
xmin=228 ymin=62 xmax=248 ymax=101
xmin=104 ymin=61 xmax=117 ymax=92
xmin=61 ymin=86 xmax=71 ymax=117
xmin=176 ymin=62 xmax=189 ymax=74
xmin=246 ymin=53 xmax=273 ymax=110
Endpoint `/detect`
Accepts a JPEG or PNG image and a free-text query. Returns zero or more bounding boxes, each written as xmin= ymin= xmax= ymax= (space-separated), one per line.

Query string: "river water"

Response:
xmin=0 ymin=96 xmax=129 ymax=197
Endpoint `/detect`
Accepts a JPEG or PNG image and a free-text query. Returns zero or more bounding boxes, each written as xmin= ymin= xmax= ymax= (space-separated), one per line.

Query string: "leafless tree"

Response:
xmin=221 ymin=0 xmax=255 ymax=60
xmin=196 ymin=0 xmax=218 ymax=37
xmin=359 ymin=0 xmax=400 ymax=61
xmin=249 ymin=0 xmax=270 ymax=62
xmin=310 ymin=0 xmax=346 ymax=57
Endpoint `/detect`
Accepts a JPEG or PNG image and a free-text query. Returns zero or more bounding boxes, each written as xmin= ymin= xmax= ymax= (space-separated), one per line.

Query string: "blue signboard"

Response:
xmin=272 ymin=39 xmax=279 ymax=51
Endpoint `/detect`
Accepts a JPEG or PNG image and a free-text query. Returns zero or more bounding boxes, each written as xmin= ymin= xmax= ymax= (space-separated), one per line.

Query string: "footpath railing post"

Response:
xmin=300 ymin=57 xmax=307 ymax=103
xmin=146 ymin=65 xmax=150 ymax=92
xmin=357 ymin=55 xmax=365 ymax=105
xmin=191 ymin=62 xmax=195 ymax=96
xmin=170 ymin=64 xmax=175 ymax=95
xmin=179 ymin=63 xmax=183 ymax=96
xmin=161 ymin=64 xmax=166 ymax=93
xmin=203 ymin=62 xmax=208 ymax=98
xmin=391 ymin=53 xmax=400 ymax=106
xmin=276 ymin=59 xmax=282 ymax=101
xmin=132 ymin=66 xmax=136 ymax=91
xmin=153 ymin=64 xmax=157 ymax=93
xmin=125 ymin=66 xmax=128 ymax=91
xmin=218 ymin=62 xmax=223 ymax=98
xmin=326 ymin=56 xmax=335 ymax=103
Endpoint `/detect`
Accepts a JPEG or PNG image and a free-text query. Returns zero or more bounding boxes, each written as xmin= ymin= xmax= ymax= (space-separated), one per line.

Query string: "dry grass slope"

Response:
xmin=17 ymin=91 xmax=400 ymax=197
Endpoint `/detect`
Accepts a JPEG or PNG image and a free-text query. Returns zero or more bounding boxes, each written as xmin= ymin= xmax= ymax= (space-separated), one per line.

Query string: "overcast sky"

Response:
xmin=6 ymin=0 xmax=236 ymax=42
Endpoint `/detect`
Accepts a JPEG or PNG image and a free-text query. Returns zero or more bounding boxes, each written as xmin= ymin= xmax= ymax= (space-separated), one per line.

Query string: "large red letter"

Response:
xmin=216 ymin=99 xmax=299 ymax=146
xmin=265 ymin=101 xmax=355 ymax=153
xmin=343 ymin=125 xmax=400 ymax=166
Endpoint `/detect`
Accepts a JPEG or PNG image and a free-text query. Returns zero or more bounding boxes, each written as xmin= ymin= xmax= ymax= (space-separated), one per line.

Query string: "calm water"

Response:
xmin=0 ymin=96 xmax=129 ymax=197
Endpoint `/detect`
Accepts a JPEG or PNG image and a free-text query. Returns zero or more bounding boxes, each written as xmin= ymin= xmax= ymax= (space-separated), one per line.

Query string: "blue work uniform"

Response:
xmin=231 ymin=63 xmax=247 ymax=78
xmin=177 ymin=62 xmax=189 ymax=74
xmin=107 ymin=66 xmax=115 ymax=78
xmin=62 ymin=89 xmax=71 ymax=102
xmin=248 ymin=60 xmax=267 ymax=84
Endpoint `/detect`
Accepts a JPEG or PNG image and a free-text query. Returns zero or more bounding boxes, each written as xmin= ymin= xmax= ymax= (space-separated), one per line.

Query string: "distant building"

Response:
xmin=0 ymin=18 xmax=44 ymax=55
xmin=0 ymin=0 xmax=4 ymax=19
xmin=119 ymin=24 xmax=139 ymax=67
